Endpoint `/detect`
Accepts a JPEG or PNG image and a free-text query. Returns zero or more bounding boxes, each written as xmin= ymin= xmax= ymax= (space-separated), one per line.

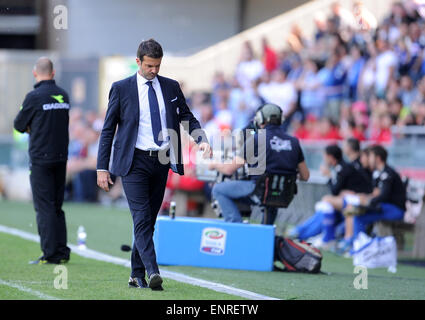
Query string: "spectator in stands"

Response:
xmin=370 ymin=113 xmax=393 ymax=144
xmin=211 ymin=71 xmax=230 ymax=112
xmin=399 ymin=75 xmax=417 ymax=109
xmin=404 ymin=101 xmax=425 ymax=126
xmin=182 ymin=1 xmax=425 ymax=182
xmin=228 ymin=76 xmax=263 ymax=129
xmin=67 ymin=122 xmax=100 ymax=202
xmin=236 ymin=41 xmax=264 ymax=89
xmin=352 ymin=1 xmax=378 ymax=31
xmin=313 ymin=11 xmax=327 ymax=41
xmin=262 ymin=37 xmax=278 ymax=74
xmin=330 ymin=1 xmax=357 ymax=31
xmin=286 ymin=24 xmax=307 ymax=54
xmin=296 ymin=58 xmax=325 ymax=119
xmin=346 ymin=45 xmax=366 ymax=103
xmin=293 ymin=114 xmax=318 ymax=140
xmin=258 ymin=69 xmax=297 ymax=131
xmin=323 ymin=49 xmax=347 ymax=124
xmin=388 ymin=97 xmax=404 ymax=124
xmin=375 ymin=39 xmax=398 ymax=98
xmin=316 ymin=117 xmax=342 ymax=140
xmin=357 ymin=41 xmax=378 ymax=102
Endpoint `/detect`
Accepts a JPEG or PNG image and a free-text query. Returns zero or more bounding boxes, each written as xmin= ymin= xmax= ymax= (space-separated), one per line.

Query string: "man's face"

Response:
xmin=342 ymin=142 xmax=350 ymax=156
xmin=136 ymin=55 xmax=162 ymax=80
xmin=368 ymin=152 xmax=377 ymax=171
xmin=360 ymin=152 xmax=369 ymax=169
xmin=324 ymin=153 xmax=335 ymax=167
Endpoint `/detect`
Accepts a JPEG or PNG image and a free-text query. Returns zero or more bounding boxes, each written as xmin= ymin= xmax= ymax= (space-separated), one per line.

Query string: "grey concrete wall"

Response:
xmin=242 ymin=0 xmax=309 ymax=30
xmin=47 ymin=0 xmax=241 ymax=56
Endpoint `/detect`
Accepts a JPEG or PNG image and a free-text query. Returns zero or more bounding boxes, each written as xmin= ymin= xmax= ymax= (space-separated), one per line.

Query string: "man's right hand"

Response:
xmin=97 ymin=170 xmax=114 ymax=192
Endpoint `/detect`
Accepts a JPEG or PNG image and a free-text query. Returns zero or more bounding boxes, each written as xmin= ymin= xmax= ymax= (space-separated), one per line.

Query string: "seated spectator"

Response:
xmin=293 ymin=114 xmax=318 ymax=140
xmin=370 ymin=113 xmax=393 ymax=144
xmin=399 ymin=75 xmax=417 ymax=109
xmin=162 ymin=134 xmax=205 ymax=216
xmin=388 ymin=97 xmax=403 ymax=123
xmin=290 ymin=142 xmax=371 ymax=249
xmin=67 ymin=124 xmax=100 ymax=202
xmin=403 ymin=101 xmax=425 ymax=126
xmin=339 ymin=145 xmax=406 ymax=251
xmin=316 ymin=117 xmax=342 ymax=140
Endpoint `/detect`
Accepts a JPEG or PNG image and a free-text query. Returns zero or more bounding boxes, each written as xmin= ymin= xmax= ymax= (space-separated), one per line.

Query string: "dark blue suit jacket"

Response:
xmin=97 ymin=73 xmax=208 ymax=176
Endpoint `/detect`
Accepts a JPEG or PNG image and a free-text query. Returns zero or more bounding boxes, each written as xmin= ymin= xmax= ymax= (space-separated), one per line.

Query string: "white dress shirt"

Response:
xmin=97 ymin=73 xmax=170 ymax=173
xmin=135 ymin=72 xmax=169 ymax=150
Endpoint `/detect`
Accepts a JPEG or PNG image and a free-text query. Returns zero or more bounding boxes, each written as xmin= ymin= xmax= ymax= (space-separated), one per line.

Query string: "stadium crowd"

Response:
xmin=66 ymin=1 xmax=425 ymax=204
xmin=189 ymin=1 xmax=425 ymax=145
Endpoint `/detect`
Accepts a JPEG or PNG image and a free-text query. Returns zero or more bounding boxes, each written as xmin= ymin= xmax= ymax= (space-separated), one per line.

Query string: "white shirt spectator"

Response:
xmin=258 ymin=81 xmax=297 ymax=116
xmin=236 ymin=59 xmax=264 ymax=89
xmin=375 ymin=50 xmax=398 ymax=93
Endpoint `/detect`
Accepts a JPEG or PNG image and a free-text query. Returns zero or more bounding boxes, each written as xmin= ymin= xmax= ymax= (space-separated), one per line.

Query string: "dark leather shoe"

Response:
xmin=128 ymin=276 xmax=148 ymax=288
xmin=151 ymin=284 xmax=164 ymax=291
xmin=148 ymin=273 xmax=163 ymax=290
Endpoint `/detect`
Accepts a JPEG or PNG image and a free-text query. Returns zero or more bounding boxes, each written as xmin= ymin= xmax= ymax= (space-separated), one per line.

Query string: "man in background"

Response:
xmin=14 ymin=57 xmax=71 ymax=265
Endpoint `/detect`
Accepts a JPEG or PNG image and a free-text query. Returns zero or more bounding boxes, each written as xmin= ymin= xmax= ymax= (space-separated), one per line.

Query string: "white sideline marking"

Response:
xmin=0 ymin=225 xmax=279 ymax=300
xmin=0 ymin=279 xmax=60 ymax=300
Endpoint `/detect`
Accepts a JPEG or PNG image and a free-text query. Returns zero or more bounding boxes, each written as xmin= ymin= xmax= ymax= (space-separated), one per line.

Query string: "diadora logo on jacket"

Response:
xmin=43 ymin=95 xmax=69 ymax=111
xmin=51 ymin=95 xmax=65 ymax=103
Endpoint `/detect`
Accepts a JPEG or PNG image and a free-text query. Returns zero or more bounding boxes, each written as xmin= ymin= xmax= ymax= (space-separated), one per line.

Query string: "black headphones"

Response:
xmin=253 ymin=103 xmax=283 ymax=129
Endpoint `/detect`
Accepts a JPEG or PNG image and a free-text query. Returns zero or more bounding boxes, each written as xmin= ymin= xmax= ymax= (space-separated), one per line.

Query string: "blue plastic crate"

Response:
xmin=153 ymin=216 xmax=275 ymax=271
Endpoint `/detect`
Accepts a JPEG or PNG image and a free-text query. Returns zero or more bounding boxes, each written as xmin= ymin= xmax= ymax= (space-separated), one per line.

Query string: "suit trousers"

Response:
xmin=122 ymin=149 xmax=169 ymax=278
xmin=29 ymin=161 xmax=71 ymax=263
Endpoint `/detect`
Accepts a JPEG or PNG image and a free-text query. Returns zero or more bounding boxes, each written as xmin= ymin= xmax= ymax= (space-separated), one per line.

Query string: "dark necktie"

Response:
xmin=146 ymin=80 xmax=163 ymax=146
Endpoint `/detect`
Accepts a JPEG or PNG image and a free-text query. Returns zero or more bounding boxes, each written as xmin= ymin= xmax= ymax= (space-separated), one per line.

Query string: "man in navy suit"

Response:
xmin=97 ymin=39 xmax=211 ymax=290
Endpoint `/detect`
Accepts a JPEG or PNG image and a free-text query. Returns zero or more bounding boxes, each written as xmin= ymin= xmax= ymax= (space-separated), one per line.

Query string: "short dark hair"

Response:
xmin=325 ymin=144 xmax=343 ymax=161
xmin=137 ymin=38 xmax=163 ymax=61
xmin=346 ymin=137 xmax=360 ymax=153
xmin=369 ymin=145 xmax=388 ymax=163
xmin=361 ymin=146 xmax=371 ymax=156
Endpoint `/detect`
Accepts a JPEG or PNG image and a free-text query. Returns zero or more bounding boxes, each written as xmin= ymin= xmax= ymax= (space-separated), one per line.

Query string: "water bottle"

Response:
xmin=170 ymin=201 xmax=176 ymax=219
xmin=77 ymin=225 xmax=87 ymax=250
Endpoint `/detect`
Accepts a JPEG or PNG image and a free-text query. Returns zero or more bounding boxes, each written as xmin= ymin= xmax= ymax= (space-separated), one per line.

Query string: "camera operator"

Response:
xmin=209 ymin=103 xmax=309 ymax=224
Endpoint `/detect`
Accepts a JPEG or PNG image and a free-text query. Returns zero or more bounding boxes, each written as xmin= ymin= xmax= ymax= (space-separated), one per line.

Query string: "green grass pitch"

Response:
xmin=1 ymin=200 xmax=425 ymax=300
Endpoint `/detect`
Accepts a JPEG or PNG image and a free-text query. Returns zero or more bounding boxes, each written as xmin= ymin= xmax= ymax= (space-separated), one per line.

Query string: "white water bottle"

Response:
xmin=77 ymin=226 xmax=87 ymax=250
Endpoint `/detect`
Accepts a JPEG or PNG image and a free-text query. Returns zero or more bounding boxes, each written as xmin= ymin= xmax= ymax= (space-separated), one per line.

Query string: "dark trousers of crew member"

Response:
xmin=30 ymin=161 xmax=71 ymax=263
xmin=262 ymin=207 xmax=278 ymax=225
xmin=121 ymin=149 xmax=169 ymax=278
